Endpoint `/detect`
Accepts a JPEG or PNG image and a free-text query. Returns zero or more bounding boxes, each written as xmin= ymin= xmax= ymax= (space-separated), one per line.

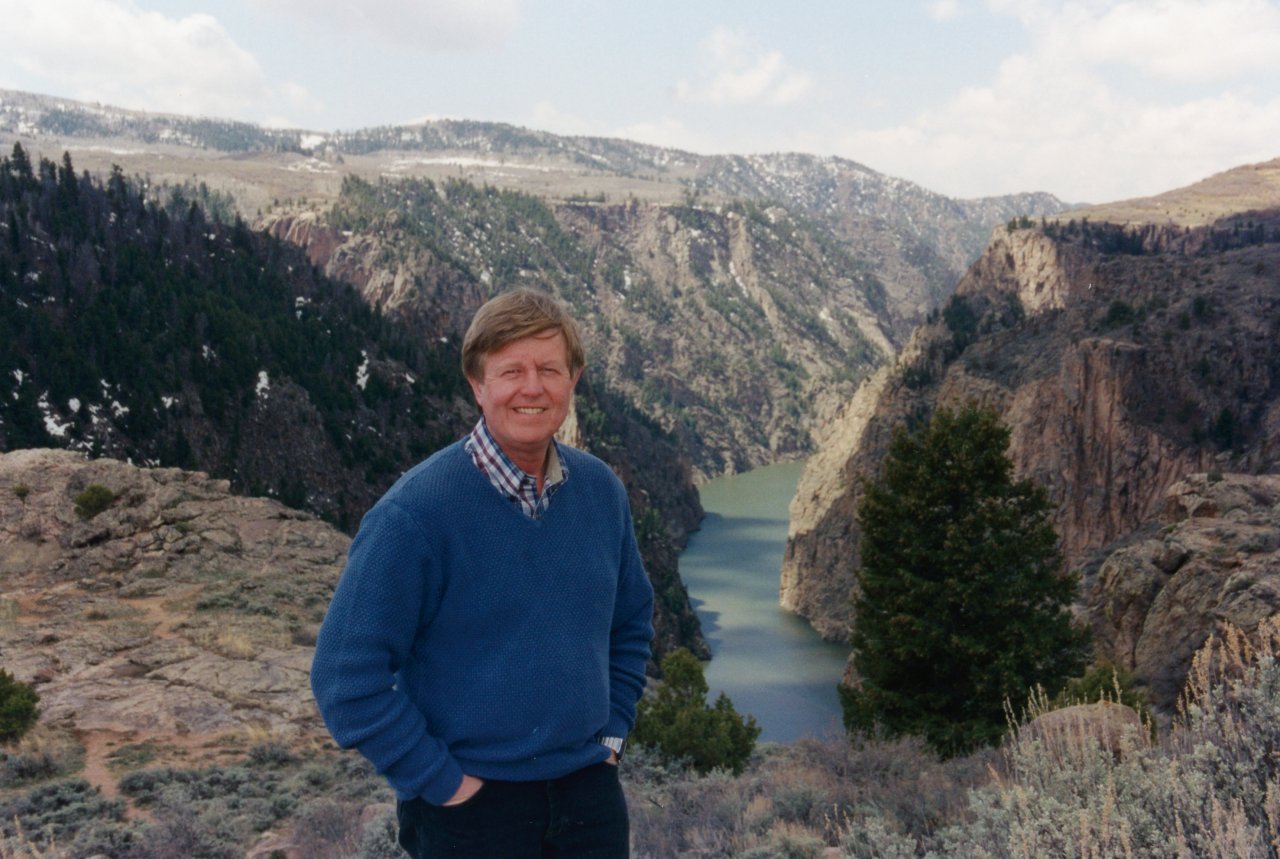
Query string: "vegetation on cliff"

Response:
xmin=2 ymin=621 xmax=1276 ymax=857
xmin=842 ymin=405 xmax=1090 ymax=756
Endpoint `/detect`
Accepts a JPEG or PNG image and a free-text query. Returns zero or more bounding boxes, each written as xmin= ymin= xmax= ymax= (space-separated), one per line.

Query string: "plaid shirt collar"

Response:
xmin=464 ymin=417 xmax=569 ymax=519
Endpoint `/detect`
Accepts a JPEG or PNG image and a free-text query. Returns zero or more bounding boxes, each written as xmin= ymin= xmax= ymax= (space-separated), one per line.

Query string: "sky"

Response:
xmin=2 ymin=0 xmax=1279 ymax=204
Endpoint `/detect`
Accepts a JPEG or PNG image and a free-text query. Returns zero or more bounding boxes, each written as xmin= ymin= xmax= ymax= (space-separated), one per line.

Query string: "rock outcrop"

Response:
xmin=1016 ymin=701 xmax=1147 ymax=763
xmin=0 ymin=448 xmax=342 ymax=763
xmin=784 ymin=202 xmax=1280 ymax=647
xmin=1084 ymin=472 xmax=1280 ymax=710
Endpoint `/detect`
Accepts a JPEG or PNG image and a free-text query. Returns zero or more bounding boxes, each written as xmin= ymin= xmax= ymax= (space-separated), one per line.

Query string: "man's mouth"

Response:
xmin=514 ymin=407 xmax=546 ymax=415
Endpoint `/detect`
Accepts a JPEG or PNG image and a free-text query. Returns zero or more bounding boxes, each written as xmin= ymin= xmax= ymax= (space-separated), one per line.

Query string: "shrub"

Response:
xmin=0 ymin=779 xmax=127 ymax=845
xmin=0 ymin=669 xmax=39 ymax=742
xmin=73 ymin=483 xmax=115 ymax=519
xmin=863 ymin=618 xmax=1280 ymax=858
xmin=632 ymin=648 xmax=760 ymax=775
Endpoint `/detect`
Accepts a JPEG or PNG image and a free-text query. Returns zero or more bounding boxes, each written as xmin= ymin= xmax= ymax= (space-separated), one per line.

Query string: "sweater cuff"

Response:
xmin=417 ymin=756 xmax=466 ymax=806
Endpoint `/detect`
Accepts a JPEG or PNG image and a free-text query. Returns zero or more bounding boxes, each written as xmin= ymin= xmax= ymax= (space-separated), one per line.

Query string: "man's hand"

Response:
xmin=605 ymin=751 xmax=619 ymax=765
xmin=442 ymin=774 xmax=485 ymax=806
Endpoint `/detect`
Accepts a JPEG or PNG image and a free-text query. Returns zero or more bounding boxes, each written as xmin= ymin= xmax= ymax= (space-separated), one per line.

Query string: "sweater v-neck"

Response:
xmin=459 ymin=445 xmax=568 ymax=528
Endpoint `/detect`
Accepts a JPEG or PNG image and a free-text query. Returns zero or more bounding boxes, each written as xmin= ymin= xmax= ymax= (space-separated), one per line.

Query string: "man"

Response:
xmin=310 ymin=288 xmax=654 ymax=858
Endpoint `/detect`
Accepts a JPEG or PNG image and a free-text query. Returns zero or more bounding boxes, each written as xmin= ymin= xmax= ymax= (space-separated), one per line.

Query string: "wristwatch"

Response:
xmin=599 ymin=736 xmax=626 ymax=759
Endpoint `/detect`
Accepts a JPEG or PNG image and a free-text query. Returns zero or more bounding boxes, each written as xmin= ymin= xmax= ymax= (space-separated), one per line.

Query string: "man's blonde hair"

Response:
xmin=461 ymin=289 xmax=586 ymax=381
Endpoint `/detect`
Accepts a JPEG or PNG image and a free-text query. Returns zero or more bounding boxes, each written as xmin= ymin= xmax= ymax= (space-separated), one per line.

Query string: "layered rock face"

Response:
xmin=265 ymin=187 xmax=896 ymax=481
xmin=784 ymin=211 xmax=1280 ymax=649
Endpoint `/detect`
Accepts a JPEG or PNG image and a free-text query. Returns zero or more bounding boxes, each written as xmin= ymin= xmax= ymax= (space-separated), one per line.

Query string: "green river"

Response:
xmin=678 ymin=462 xmax=850 ymax=742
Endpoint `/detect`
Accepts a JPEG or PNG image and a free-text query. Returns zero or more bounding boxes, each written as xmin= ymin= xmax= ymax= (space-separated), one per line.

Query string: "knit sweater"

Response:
xmin=309 ymin=441 xmax=655 ymax=805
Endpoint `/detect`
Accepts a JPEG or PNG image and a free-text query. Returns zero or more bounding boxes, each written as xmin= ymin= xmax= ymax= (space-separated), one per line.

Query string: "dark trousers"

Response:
xmin=396 ymin=761 xmax=629 ymax=858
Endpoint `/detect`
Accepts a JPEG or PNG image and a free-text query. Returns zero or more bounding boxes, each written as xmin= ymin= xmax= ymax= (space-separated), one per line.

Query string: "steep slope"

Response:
xmin=784 ymin=164 xmax=1280 ymax=646
xmin=265 ymin=177 xmax=894 ymax=478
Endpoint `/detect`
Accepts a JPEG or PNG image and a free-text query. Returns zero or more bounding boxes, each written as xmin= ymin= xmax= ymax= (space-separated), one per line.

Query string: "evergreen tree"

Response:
xmin=633 ymin=648 xmax=760 ymax=774
xmin=0 ymin=668 xmax=39 ymax=742
xmin=841 ymin=404 xmax=1089 ymax=757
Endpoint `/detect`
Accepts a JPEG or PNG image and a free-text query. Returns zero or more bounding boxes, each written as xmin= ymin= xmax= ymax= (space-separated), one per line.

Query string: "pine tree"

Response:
xmin=841 ymin=404 xmax=1089 ymax=757
xmin=633 ymin=648 xmax=760 ymax=774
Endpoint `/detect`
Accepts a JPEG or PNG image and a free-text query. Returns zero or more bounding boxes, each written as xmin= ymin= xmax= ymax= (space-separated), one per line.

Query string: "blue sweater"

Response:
xmin=310 ymin=441 xmax=655 ymax=805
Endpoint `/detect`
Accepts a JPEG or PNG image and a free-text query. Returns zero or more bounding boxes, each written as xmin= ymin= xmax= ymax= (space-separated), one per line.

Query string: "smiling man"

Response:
xmin=310 ymin=289 xmax=654 ymax=858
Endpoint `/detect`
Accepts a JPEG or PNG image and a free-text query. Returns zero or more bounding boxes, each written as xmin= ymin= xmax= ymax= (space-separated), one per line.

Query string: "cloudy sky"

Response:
xmin=3 ymin=0 xmax=1279 ymax=203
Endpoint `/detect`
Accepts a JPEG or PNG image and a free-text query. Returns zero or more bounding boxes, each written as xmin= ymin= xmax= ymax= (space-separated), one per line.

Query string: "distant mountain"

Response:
xmin=0 ymin=88 xmax=1067 ymax=324
xmin=0 ymin=88 xmax=1068 ymax=477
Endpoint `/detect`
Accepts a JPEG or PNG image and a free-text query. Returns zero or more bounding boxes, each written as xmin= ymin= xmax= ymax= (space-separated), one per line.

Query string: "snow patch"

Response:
xmin=356 ymin=351 xmax=370 ymax=391
xmin=38 ymin=392 xmax=71 ymax=438
xmin=256 ymin=371 xmax=270 ymax=399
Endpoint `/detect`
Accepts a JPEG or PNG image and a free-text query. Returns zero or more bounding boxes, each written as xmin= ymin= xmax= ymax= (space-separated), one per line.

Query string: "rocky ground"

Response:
xmin=0 ymin=448 xmax=344 ymax=799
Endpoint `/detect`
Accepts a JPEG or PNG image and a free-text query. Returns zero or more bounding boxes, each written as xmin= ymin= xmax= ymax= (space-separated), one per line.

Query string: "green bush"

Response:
xmin=73 ymin=483 xmax=116 ymax=519
xmin=632 ymin=648 xmax=760 ymax=775
xmin=0 ymin=669 xmax=39 ymax=742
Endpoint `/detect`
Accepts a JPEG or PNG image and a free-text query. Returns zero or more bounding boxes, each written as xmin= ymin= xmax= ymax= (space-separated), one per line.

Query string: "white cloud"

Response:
xmin=0 ymin=0 xmax=315 ymax=122
xmin=928 ymin=0 xmax=963 ymax=21
xmin=1075 ymin=0 xmax=1280 ymax=81
xmin=258 ymin=0 xmax=521 ymax=51
xmin=836 ymin=0 xmax=1280 ymax=201
xmin=675 ymin=27 xmax=814 ymax=106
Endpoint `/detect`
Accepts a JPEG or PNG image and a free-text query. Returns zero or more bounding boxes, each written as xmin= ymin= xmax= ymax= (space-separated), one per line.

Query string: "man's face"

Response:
xmin=468 ymin=330 xmax=581 ymax=469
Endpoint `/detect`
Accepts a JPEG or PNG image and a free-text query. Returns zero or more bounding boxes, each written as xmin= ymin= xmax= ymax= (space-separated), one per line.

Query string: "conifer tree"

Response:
xmin=633 ymin=648 xmax=760 ymax=774
xmin=841 ymin=404 xmax=1089 ymax=757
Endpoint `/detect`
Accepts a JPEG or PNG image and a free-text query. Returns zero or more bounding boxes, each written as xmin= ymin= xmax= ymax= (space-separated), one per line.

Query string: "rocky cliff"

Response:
xmin=0 ymin=150 xmax=707 ymax=659
xmin=263 ymin=179 xmax=895 ymax=480
xmin=1084 ymin=472 xmax=1280 ymax=710
xmin=784 ymin=186 xmax=1280 ymax=647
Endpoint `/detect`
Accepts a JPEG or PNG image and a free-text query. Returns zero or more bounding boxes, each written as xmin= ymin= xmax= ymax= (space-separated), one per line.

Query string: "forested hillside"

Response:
xmin=0 ymin=145 xmax=465 ymax=530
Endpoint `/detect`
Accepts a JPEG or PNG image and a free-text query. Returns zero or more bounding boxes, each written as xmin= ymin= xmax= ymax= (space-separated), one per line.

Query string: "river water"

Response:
xmin=678 ymin=462 xmax=850 ymax=742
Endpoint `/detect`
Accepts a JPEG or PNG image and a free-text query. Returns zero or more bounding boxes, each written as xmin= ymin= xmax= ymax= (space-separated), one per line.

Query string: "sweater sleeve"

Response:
xmin=604 ymin=498 xmax=656 ymax=739
xmin=309 ymin=501 xmax=464 ymax=805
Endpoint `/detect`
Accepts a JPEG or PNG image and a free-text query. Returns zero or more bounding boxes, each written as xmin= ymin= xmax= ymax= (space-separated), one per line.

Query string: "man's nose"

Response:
xmin=517 ymin=368 xmax=543 ymax=393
